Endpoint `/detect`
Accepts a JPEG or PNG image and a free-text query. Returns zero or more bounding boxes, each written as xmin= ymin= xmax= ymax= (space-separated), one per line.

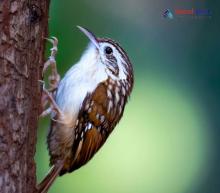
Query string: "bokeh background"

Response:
xmin=35 ymin=1 xmax=220 ymax=193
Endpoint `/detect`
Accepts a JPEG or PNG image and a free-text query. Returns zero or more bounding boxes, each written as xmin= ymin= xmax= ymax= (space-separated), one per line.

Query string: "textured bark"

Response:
xmin=0 ymin=1 xmax=50 ymax=193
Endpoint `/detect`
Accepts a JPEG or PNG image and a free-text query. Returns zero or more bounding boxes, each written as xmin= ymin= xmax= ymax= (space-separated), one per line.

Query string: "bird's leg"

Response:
xmin=39 ymin=37 xmax=61 ymax=117
xmin=40 ymin=89 xmax=51 ymax=117
xmin=39 ymin=80 xmax=63 ymax=118
xmin=43 ymin=37 xmax=60 ymax=92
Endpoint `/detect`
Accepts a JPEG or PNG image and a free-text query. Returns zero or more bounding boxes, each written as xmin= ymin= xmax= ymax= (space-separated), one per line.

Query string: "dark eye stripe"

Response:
xmin=106 ymin=56 xmax=119 ymax=76
xmin=107 ymin=55 xmax=117 ymax=64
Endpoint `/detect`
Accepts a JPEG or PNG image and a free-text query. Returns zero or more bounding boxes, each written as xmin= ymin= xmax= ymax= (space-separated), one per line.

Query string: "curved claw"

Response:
xmin=38 ymin=80 xmax=46 ymax=89
xmin=42 ymin=36 xmax=60 ymax=92
xmin=51 ymin=36 xmax=58 ymax=42
xmin=44 ymin=36 xmax=58 ymax=55
xmin=45 ymin=36 xmax=58 ymax=46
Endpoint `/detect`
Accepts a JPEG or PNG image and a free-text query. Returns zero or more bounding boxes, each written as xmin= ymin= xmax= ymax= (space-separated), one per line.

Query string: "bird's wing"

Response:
xmin=62 ymin=80 xmax=125 ymax=174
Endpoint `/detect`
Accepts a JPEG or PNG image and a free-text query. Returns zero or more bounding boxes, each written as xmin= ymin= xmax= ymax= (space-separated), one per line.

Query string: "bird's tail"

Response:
xmin=37 ymin=162 xmax=64 ymax=193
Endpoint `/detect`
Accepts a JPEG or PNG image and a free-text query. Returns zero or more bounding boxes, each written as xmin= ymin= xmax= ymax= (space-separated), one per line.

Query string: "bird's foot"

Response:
xmin=43 ymin=37 xmax=60 ymax=92
xmin=39 ymin=80 xmax=63 ymax=118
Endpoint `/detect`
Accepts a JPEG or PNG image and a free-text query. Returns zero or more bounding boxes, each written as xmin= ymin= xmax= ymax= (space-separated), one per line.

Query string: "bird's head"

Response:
xmin=77 ymin=26 xmax=133 ymax=82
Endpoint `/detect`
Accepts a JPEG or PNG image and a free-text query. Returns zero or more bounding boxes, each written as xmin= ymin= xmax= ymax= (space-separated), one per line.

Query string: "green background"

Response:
xmin=36 ymin=1 xmax=220 ymax=193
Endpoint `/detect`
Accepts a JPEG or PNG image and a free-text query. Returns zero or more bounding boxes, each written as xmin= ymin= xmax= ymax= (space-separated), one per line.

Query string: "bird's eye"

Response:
xmin=105 ymin=46 xmax=113 ymax=55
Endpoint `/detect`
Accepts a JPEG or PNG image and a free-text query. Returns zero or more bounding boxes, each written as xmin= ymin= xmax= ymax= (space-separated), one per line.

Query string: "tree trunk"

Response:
xmin=0 ymin=1 xmax=50 ymax=193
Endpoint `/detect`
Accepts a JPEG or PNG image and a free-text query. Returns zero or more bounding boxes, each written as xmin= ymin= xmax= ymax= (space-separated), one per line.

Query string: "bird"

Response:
xmin=38 ymin=26 xmax=134 ymax=193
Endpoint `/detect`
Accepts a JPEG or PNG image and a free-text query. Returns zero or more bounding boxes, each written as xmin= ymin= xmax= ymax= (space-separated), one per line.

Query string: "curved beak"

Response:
xmin=77 ymin=26 xmax=100 ymax=49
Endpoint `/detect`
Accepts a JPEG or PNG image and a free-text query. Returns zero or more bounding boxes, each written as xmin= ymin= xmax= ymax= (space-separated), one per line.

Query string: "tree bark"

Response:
xmin=0 ymin=1 xmax=50 ymax=193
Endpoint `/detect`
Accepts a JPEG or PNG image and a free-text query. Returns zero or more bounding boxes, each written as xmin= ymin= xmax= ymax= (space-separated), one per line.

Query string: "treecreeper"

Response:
xmin=38 ymin=26 xmax=134 ymax=193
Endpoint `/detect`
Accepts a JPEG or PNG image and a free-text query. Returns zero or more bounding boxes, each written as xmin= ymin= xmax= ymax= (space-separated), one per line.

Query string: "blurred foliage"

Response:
xmin=36 ymin=0 xmax=220 ymax=193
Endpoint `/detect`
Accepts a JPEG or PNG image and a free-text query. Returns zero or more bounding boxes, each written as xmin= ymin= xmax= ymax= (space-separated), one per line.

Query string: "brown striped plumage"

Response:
xmin=48 ymin=76 xmax=132 ymax=175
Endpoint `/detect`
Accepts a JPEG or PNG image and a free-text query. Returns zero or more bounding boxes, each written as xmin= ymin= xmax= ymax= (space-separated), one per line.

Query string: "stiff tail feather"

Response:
xmin=37 ymin=162 xmax=64 ymax=193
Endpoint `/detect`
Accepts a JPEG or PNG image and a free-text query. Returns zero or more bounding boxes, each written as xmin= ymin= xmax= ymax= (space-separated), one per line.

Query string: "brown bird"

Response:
xmin=38 ymin=26 xmax=134 ymax=193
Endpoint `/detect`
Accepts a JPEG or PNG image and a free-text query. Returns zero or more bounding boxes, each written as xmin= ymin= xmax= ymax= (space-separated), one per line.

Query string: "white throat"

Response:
xmin=55 ymin=43 xmax=107 ymax=125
